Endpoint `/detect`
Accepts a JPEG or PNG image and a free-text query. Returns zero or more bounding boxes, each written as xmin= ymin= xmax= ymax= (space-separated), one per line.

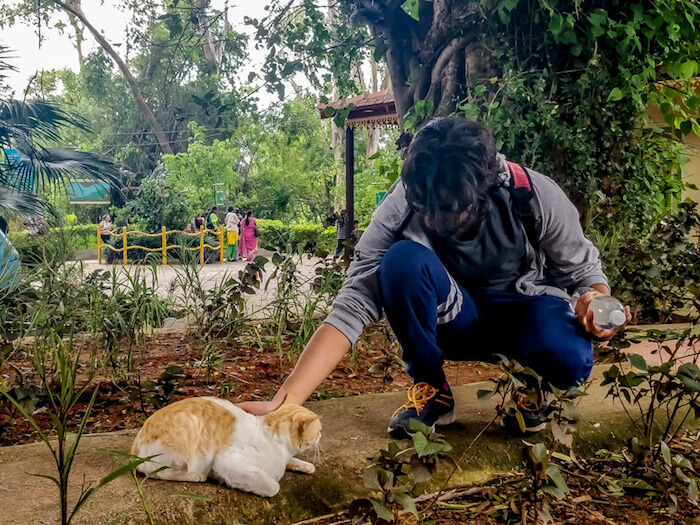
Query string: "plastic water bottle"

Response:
xmin=570 ymin=289 xmax=626 ymax=330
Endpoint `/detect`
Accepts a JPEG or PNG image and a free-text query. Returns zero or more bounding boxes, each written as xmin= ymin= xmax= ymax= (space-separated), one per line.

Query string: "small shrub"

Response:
xmin=257 ymin=219 xmax=342 ymax=256
xmin=599 ymin=201 xmax=700 ymax=323
xmin=350 ymin=420 xmax=455 ymax=524
xmin=7 ymin=225 xmax=98 ymax=262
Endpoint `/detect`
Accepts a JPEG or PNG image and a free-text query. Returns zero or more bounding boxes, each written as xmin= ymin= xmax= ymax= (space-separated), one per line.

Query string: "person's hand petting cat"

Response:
xmin=238 ymin=324 xmax=351 ymax=416
xmin=236 ymin=397 xmax=284 ymax=415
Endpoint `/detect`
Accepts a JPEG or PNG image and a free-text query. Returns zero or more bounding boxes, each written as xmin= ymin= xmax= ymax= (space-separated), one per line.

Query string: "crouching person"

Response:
xmin=238 ymin=117 xmax=630 ymax=439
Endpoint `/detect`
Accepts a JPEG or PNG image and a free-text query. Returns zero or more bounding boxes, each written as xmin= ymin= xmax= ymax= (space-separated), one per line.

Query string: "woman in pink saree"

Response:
xmin=238 ymin=210 xmax=259 ymax=261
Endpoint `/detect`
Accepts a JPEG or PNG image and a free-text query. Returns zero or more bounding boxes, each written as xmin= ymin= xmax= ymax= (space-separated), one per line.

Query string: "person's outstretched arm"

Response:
xmin=237 ymin=323 xmax=351 ymax=415
xmin=238 ymin=183 xmax=410 ymax=415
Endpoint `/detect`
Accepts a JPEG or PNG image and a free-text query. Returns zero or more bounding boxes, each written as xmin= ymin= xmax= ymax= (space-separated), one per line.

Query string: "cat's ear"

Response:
xmin=282 ymin=392 xmax=299 ymax=405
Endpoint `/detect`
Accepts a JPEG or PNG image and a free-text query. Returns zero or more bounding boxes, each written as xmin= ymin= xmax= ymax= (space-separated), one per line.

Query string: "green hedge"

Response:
xmin=8 ymin=225 xmax=98 ymax=263
xmin=257 ymin=220 xmax=336 ymax=255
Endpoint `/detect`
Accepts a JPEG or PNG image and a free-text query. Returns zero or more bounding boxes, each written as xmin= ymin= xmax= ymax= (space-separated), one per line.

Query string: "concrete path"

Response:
xmin=67 ymin=249 xmax=329 ymax=319
xmin=621 ymin=323 xmax=699 ymax=365
xmin=0 ymin=365 xmax=687 ymax=525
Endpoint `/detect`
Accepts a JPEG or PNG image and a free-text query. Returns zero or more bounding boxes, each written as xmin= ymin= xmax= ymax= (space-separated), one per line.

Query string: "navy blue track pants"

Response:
xmin=377 ymin=240 xmax=593 ymax=389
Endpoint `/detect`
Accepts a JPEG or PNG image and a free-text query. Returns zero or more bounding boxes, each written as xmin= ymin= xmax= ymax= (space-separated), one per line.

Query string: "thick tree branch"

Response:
xmin=422 ymin=35 xmax=472 ymax=108
xmin=196 ymin=0 xmax=223 ymax=76
xmin=49 ymin=0 xmax=174 ymax=155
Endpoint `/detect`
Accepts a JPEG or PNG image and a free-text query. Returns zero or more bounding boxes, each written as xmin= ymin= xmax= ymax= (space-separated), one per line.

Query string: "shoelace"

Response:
xmin=392 ymin=382 xmax=440 ymax=417
xmin=514 ymin=389 xmax=545 ymax=412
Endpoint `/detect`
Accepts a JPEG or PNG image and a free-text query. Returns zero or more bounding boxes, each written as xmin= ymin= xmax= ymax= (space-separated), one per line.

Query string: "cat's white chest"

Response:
xmin=215 ymin=404 xmax=291 ymax=481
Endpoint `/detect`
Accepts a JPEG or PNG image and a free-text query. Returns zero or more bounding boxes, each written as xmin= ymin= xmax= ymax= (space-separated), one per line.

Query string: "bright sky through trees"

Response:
xmin=1 ymin=1 xmax=270 ymax=101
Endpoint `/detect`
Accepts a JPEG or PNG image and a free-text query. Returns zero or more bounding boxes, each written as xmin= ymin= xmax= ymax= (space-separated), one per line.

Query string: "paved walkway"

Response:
xmin=68 ymin=249 xmax=330 ymax=318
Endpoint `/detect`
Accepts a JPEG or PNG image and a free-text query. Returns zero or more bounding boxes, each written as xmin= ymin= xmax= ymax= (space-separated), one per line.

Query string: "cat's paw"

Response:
xmin=287 ymin=458 xmax=315 ymax=474
xmin=297 ymin=462 xmax=315 ymax=474
xmin=256 ymin=479 xmax=281 ymax=498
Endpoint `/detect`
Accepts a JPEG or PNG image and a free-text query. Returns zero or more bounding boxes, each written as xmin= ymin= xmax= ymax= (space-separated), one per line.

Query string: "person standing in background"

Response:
xmin=225 ymin=206 xmax=240 ymax=262
xmin=207 ymin=206 xmax=219 ymax=230
xmin=239 ymin=210 xmax=259 ymax=261
xmin=99 ymin=214 xmax=112 ymax=244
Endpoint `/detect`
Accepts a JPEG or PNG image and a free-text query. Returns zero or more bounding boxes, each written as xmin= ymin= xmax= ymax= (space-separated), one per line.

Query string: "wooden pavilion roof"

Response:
xmin=318 ymin=89 xmax=398 ymax=129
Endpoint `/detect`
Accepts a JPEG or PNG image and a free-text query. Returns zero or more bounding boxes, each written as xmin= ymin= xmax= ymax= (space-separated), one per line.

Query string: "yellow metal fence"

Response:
xmin=97 ymin=226 xmax=224 ymax=265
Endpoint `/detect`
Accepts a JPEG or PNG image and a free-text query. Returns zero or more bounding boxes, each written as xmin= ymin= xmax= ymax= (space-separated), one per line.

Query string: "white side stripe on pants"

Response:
xmin=437 ymin=272 xmax=463 ymax=325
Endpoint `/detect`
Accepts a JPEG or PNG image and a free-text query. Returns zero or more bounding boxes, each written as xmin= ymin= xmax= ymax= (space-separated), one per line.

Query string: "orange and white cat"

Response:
xmin=131 ymin=394 xmax=321 ymax=497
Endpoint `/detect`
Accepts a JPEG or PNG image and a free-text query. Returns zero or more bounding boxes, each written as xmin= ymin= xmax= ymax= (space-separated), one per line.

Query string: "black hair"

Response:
xmin=337 ymin=209 xmax=347 ymax=228
xmin=245 ymin=210 xmax=252 ymax=225
xmin=211 ymin=206 xmax=218 ymax=213
xmin=400 ymin=117 xmax=500 ymax=218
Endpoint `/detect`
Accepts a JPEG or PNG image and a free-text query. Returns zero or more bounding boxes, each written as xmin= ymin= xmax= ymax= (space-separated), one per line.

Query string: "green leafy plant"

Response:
xmin=597 ymin=287 xmax=700 ymax=514
xmin=597 ymin=201 xmax=700 ymax=323
xmin=264 ymin=250 xmax=346 ymax=358
xmin=602 ymin=320 xmax=700 ymax=449
xmin=84 ymin=264 xmax=170 ymax=373
xmin=349 ymin=419 xmax=455 ymax=524
xmin=195 ymin=342 xmax=225 ymax=384
xmin=476 ymin=356 xmax=587 ymax=521
xmin=0 ymin=282 xmax=142 ymax=524
xmin=171 ymin=249 xmax=266 ymax=341
xmin=368 ymin=325 xmax=405 ymax=386
xmin=129 ymin=365 xmax=185 ymax=415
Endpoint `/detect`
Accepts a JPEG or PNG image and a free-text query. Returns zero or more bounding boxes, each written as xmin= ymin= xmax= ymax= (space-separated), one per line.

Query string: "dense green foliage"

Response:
xmin=110 ymin=173 xmax=190 ymax=232
xmin=8 ymin=225 xmax=97 ymax=262
xmin=257 ymin=219 xmax=337 ymax=255
xmin=457 ymin=0 xmax=697 ymax=237
xmin=162 ymin=98 xmax=340 ymax=223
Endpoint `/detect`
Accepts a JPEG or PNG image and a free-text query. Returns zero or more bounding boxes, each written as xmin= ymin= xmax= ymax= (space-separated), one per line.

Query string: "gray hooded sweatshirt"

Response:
xmin=324 ymin=154 xmax=608 ymax=344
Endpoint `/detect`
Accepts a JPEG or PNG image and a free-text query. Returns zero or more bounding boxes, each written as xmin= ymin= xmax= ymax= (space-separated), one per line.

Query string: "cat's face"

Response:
xmin=264 ymin=404 xmax=322 ymax=451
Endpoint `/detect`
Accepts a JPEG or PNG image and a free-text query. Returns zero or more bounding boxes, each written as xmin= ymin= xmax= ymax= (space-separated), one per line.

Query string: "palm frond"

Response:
xmin=0 ymin=100 xmax=90 ymax=147
xmin=0 ymin=186 xmax=45 ymax=218
xmin=1 ymin=147 xmax=120 ymax=194
xmin=0 ymin=61 xmax=122 ymax=217
xmin=0 ymin=46 xmax=17 ymax=92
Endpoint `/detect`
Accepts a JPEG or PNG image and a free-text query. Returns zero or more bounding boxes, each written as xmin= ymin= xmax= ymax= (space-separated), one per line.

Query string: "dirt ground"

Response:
xmin=0 ymin=320 xmax=500 ymax=446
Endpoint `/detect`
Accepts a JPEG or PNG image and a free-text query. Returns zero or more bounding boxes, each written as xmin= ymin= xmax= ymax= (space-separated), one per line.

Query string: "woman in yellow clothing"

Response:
xmin=207 ymin=206 xmax=219 ymax=229
xmin=225 ymin=206 xmax=240 ymax=261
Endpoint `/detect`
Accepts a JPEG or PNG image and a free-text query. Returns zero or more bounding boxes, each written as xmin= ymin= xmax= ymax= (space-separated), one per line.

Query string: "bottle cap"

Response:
xmin=609 ymin=309 xmax=626 ymax=328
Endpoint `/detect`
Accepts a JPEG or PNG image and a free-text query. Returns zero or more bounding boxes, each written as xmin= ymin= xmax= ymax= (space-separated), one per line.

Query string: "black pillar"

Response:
xmin=345 ymin=126 xmax=354 ymax=258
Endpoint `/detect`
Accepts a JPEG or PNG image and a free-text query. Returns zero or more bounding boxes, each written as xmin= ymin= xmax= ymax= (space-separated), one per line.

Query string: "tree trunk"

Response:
xmin=49 ymin=0 xmax=174 ymax=155
xmin=67 ymin=14 xmax=85 ymax=71
xmin=354 ymin=0 xmax=480 ymax=127
xmin=196 ymin=0 xmax=224 ymax=76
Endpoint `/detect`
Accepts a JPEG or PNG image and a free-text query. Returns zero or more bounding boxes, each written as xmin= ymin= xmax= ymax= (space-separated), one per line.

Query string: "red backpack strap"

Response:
xmin=507 ymin=160 xmax=532 ymax=191
xmin=506 ymin=161 xmax=539 ymax=250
